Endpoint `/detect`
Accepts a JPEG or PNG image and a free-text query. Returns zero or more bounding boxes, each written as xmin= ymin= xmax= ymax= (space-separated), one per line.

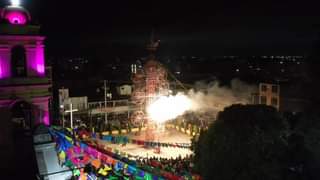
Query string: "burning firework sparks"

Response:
xmin=146 ymin=79 xmax=256 ymax=124
xmin=147 ymin=93 xmax=193 ymax=123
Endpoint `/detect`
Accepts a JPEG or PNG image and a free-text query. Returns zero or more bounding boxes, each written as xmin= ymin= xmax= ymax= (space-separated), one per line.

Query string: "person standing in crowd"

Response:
xmin=58 ymin=150 xmax=66 ymax=166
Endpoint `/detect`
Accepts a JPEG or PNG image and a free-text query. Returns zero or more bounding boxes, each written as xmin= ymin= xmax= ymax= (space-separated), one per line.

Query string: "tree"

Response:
xmin=194 ymin=104 xmax=289 ymax=180
xmin=287 ymin=110 xmax=320 ymax=180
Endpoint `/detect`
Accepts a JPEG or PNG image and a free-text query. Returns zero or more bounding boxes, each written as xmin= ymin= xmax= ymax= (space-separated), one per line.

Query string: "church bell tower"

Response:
xmin=0 ymin=1 xmax=51 ymax=126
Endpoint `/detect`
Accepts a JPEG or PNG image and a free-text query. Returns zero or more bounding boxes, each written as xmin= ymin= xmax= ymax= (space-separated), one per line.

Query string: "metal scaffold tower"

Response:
xmin=131 ymin=32 xmax=169 ymax=142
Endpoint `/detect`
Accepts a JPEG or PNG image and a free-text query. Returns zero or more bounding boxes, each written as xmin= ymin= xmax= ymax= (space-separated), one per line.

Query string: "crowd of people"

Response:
xmin=53 ymin=125 xmax=200 ymax=179
xmin=69 ymin=162 xmax=130 ymax=180
xmin=134 ymin=155 xmax=199 ymax=179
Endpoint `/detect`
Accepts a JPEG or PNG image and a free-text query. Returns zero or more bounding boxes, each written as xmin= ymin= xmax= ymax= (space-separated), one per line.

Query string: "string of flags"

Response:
xmin=101 ymin=135 xmax=191 ymax=149
xmin=50 ymin=127 xmax=167 ymax=179
xmin=84 ymin=140 xmax=192 ymax=180
xmin=50 ymin=127 xmax=200 ymax=179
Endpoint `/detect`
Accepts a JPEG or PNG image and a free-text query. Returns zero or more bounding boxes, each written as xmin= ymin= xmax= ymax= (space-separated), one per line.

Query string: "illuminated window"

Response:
xmin=261 ymin=85 xmax=267 ymax=92
xmin=271 ymin=97 xmax=278 ymax=106
xmin=260 ymin=96 xmax=267 ymax=104
xmin=272 ymin=85 xmax=278 ymax=93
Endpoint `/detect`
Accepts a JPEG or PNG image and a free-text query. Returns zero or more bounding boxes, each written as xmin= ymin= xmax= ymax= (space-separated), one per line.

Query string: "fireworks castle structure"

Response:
xmin=0 ymin=3 xmax=51 ymax=127
xmin=131 ymin=34 xmax=169 ymax=140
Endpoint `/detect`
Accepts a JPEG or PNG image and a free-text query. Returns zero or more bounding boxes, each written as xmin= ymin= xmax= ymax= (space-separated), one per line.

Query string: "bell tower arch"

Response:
xmin=0 ymin=4 xmax=51 ymax=126
xmin=11 ymin=45 xmax=27 ymax=77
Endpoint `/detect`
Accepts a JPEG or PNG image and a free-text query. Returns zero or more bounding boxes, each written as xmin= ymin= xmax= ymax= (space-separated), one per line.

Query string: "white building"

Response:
xmin=252 ymin=83 xmax=280 ymax=110
xmin=59 ymin=88 xmax=88 ymax=111
xmin=117 ymin=84 xmax=132 ymax=96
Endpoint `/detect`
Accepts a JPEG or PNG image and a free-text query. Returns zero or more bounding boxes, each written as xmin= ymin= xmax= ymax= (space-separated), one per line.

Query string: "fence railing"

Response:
xmin=88 ymin=99 xmax=130 ymax=109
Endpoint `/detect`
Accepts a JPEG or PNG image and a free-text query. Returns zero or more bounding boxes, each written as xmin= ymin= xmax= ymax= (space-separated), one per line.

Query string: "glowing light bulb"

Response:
xmin=11 ymin=0 xmax=20 ymax=6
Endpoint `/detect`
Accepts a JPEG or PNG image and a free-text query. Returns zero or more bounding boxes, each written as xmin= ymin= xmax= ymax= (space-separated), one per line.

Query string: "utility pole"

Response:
xmin=62 ymin=108 xmax=65 ymax=128
xmin=104 ymin=80 xmax=108 ymax=126
xmin=70 ymin=103 xmax=73 ymax=129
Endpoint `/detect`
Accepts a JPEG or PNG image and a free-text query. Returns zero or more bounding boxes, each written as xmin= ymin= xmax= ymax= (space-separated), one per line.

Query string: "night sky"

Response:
xmin=1 ymin=0 xmax=320 ymax=57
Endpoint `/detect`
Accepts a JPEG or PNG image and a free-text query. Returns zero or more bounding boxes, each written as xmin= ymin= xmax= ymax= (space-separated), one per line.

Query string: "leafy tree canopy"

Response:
xmin=194 ymin=104 xmax=289 ymax=180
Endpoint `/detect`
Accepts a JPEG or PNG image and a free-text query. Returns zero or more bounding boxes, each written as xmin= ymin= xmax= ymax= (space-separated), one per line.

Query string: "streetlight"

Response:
xmin=60 ymin=104 xmax=65 ymax=128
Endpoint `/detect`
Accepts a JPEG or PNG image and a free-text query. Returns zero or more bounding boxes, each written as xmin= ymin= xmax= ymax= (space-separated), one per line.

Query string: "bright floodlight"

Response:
xmin=11 ymin=0 xmax=20 ymax=6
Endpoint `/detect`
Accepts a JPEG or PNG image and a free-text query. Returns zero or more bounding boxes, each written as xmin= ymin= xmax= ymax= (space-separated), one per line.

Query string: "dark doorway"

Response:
xmin=6 ymin=101 xmax=38 ymax=179
xmin=11 ymin=46 xmax=27 ymax=77
xmin=11 ymin=100 xmax=33 ymax=131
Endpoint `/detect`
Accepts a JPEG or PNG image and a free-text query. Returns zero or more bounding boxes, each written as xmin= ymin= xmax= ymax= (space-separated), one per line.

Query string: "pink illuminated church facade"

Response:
xmin=0 ymin=4 xmax=51 ymax=127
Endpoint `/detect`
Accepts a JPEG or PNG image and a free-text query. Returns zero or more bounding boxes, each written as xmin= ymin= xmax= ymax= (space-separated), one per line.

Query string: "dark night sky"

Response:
xmin=1 ymin=0 xmax=320 ymax=57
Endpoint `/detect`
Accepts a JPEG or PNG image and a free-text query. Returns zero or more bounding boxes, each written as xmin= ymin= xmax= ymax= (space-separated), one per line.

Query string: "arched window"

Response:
xmin=11 ymin=45 xmax=27 ymax=77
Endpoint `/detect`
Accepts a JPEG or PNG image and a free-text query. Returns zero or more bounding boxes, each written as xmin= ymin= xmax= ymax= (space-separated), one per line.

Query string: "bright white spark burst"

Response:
xmin=147 ymin=93 xmax=192 ymax=123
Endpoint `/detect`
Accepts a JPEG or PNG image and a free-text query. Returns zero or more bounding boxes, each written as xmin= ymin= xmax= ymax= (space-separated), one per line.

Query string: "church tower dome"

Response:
xmin=1 ymin=6 xmax=31 ymax=25
xmin=0 ymin=0 xmax=31 ymax=25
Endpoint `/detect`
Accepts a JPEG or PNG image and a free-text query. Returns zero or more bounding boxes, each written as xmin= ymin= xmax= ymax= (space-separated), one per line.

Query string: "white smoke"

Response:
xmin=147 ymin=79 xmax=257 ymax=123
xmin=188 ymin=79 xmax=257 ymax=112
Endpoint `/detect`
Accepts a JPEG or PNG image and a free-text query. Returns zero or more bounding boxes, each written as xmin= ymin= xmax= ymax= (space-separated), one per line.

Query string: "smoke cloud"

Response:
xmin=146 ymin=79 xmax=257 ymax=123
xmin=183 ymin=79 xmax=258 ymax=123
xmin=188 ymin=79 xmax=257 ymax=113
